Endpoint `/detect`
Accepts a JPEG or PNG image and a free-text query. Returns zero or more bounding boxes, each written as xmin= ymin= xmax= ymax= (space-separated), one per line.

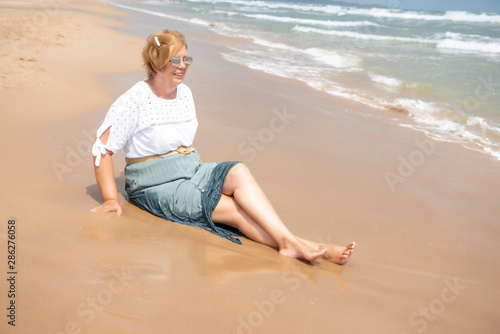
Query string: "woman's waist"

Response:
xmin=125 ymin=146 xmax=196 ymax=165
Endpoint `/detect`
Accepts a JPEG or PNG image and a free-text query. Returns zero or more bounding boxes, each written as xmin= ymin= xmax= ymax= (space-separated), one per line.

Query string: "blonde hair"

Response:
xmin=142 ymin=29 xmax=187 ymax=79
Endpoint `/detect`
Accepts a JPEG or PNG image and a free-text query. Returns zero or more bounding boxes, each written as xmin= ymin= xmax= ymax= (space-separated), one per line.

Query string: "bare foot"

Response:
xmin=323 ymin=242 xmax=356 ymax=265
xmin=278 ymin=238 xmax=327 ymax=262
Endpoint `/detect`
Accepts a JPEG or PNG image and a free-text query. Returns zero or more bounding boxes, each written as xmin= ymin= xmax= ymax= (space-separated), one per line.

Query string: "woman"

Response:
xmin=91 ymin=29 xmax=355 ymax=264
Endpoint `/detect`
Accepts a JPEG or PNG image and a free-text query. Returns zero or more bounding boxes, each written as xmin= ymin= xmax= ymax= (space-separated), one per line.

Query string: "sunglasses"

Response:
xmin=170 ymin=56 xmax=193 ymax=67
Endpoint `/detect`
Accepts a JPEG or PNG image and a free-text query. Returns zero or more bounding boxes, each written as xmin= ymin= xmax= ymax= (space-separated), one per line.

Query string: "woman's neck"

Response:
xmin=147 ymin=76 xmax=177 ymax=100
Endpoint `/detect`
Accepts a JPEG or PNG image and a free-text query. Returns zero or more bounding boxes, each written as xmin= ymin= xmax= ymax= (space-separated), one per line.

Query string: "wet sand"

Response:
xmin=1 ymin=0 xmax=500 ymax=333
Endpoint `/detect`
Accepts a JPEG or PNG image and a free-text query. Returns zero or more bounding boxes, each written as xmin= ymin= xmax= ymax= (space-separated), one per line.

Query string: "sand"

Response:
xmin=1 ymin=0 xmax=500 ymax=333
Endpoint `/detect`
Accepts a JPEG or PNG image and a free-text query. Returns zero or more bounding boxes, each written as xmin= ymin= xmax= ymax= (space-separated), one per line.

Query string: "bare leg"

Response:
xmin=212 ymin=163 xmax=355 ymax=263
xmin=212 ymin=194 xmax=355 ymax=264
xmin=212 ymin=193 xmax=278 ymax=247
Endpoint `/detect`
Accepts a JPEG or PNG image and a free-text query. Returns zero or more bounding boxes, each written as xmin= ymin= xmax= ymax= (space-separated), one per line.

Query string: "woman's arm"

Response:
xmin=91 ymin=127 xmax=122 ymax=216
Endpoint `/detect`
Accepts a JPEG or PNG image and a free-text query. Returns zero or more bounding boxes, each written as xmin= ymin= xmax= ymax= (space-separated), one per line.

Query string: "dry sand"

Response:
xmin=1 ymin=0 xmax=500 ymax=333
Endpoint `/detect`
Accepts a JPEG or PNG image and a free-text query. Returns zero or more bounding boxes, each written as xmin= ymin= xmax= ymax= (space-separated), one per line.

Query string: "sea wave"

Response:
xmin=190 ymin=0 xmax=500 ymax=24
xmin=306 ymin=47 xmax=360 ymax=69
xmin=229 ymin=38 xmax=360 ymax=69
xmin=115 ymin=3 xmax=213 ymax=26
xmin=437 ymin=39 xmax=500 ymax=54
xmin=209 ymin=9 xmax=380 ymax=27
xmin=221 ymin=49 xmax=311 ymax=80
xmin=442 ymin=11 xmax=500 ymax=24
xmin=241 ymin=13 xmax=379 ymax=27
xmin=397 ymin=102 xmax=500 ymax=159
xmin=307 ymin=83 xmax=500 ymax=159
xmin=294 ymin=26 xmax=500 ymax=55
xmin=368 ymin=73 xmax=402 ymax=87
xmin=191 ymin=0 xmax=335 ymax=12
xmin=330 ymin=8 xmax=500 ymax=24
xmin=384 ymin=99 xmax=500 ymax=160
xmin=436 ymin=32 xmax=500 ymax=54
xmin=115 ymin=3 xmax=500 ymax=56
xmin=292 ymin=26 xmax=433 ymax=44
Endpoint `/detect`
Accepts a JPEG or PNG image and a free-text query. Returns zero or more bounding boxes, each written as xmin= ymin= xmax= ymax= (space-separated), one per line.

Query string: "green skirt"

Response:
xmin=125 ymin=151 xmax=243 ymax=244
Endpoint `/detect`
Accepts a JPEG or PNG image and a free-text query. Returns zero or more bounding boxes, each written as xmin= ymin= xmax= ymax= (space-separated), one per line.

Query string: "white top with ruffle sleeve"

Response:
xmin=92 ymin=81 xmax=198 ymax=166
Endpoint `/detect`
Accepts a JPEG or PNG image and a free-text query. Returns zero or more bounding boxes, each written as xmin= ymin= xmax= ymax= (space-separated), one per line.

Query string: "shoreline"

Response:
xmin=1 ymin=1 xmax=500 ymax=333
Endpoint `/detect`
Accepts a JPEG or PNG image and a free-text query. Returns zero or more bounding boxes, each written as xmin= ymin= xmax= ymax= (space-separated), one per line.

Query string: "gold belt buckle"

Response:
xmin=176 ymin=146 xmax=192 ymax=155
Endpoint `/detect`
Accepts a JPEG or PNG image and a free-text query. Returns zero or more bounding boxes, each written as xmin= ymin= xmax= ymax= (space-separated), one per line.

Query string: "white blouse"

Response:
xmin=92 ymin=81 xmax=198 ymax=166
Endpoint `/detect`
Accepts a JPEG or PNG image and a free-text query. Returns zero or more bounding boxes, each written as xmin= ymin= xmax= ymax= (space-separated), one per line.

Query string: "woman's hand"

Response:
xmin=90 ymin=199 xmax=122 ymax=216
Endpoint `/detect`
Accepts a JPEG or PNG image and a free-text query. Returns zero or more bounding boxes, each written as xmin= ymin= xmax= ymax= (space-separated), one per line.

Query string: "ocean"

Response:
xmin=110 ymin=0 xmax=500 ymax=160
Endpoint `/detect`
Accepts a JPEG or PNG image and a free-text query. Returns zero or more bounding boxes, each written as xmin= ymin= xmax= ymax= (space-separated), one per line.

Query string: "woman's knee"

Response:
xmin=222 ymin=162 xmax=258 ymax=195
xmin=226 ymin=163 xmax=251 ymax=184
xmin=231 ymin=162 xmax=249 ymax=174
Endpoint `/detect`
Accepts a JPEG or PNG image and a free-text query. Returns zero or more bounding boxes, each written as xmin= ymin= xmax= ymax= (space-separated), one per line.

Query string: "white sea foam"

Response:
xmin=191 ymin=0 xmax=335 ymax=13
xmin=189 ymin=18 xmax=213 ymax=26
xmin=293 ymin=26 xmax=434 ymax=44
xmin=116 ymin=4 xmax=185 ymax=20
xmin=294 ymin=81 xmax=500 ymax=160
xmin=115 ymin=3 xmax=212 ymax=26
xmin=307 ymin=6 xmax=500 ymax=24
xmin=191 ymin=0 xmax=500 ymax=24
xmin=437 ymin=39 xmax=500 ymax=54
xmin=248 ymin=38 xmax=360 ymax=69
xmin=306 ymin=47 xmax=360 ymax=69
xmin=467 ymin=116 xmax=500 ymax=137
xmin=386 ymin=99 xmax=500 ymax=159
xmin=197 ymin=1 xmax=500 ymax=23
xmin=294 ymin=26 xmax=500 ymax=55
xmin=442 ymin=11 xmax=500 ymax=24
xmin=221 ymin=49 xmax=311 ymax=81
xmin=436 ymin=32 xmax=500 ymax=54
xmin=368 ymin=72 xmax=402 ymax=87
xmin=442 ymin=31 xmax=498 ymax=42
xmin=378 ymin=98 xmax=500 ymax=159
xmin=251 ymin=37 xmax=298 ymax=51
xmin=209 ymin=10 xmax=239 ymax=16
xmin=242 ymin=13 xmax=379 ymax=27
xmin=345 ymin=8 xmax=500 ymax=23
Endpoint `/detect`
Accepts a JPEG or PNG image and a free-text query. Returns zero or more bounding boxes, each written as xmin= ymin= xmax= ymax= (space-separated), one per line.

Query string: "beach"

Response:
xmin=1 ymin=0 xmax=500 ymax=333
